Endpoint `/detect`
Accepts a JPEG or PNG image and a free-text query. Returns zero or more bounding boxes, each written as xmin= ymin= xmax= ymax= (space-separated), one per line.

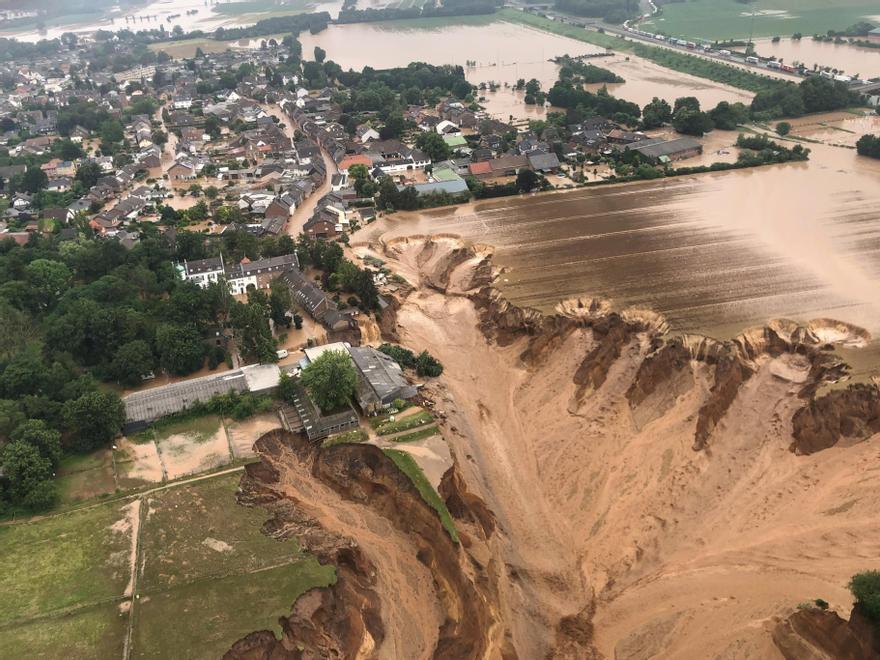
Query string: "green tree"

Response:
xmin=20 ymin=166 xmax=48 ymax=194
xmin=269 ymin=280 xmax=292 ymax=327
xmin=300 ymin=350 xmax=356 ymax=412
xmin=277 ymin=372 xmax=297 ymax=403
xmin=776 ymin=121 xmax=792 ymax=136
xmin=849 ymin=571 xmax=880 ymax=623
xmin=672 ymin=108 xmax=714 ymax=136
xmin=415 ymin=350 xmax=443 ymax=377
xmin=111 ymin=340 xmax=154 ymax=386
xmin=708 ymin=101 xmax=749 ymax=131
xmin=856 ymin=134 xmax=880 ymax=159
xmin=0 ymin=399 xmax=25 ymax=440
xmin=381 ymin=112 xmax=405 ymax=140
xmin=62 ymin=390 xmax=124 ymax=452
xmin=25 ymin=259 xmax=71 ymax=309
xmin=673 ymin=96 xmax=701 ymax=114
xmin=516 ymin=169 xmax=540 ymax=193
xmin=156 ymin=323 xmax=205 ymax=375
xmin=75 ymin=161 xmax=102 ymax=189
xmin=99 ymin=119 xmax=124 ymax=145
xmin=641 ymin=97 xmax=672 ymax=129
xmin=314 ymin=46 xmax=326 ymax=63
xmin=10 ymin=419 xmax=62 ymax=467
xmin=230 ymin=299 xmax=276 ymax=364
xmin=415 ymin=131 xmax=451 ymax=162
xmin=1 ymin=441 xmax=56 ymax=509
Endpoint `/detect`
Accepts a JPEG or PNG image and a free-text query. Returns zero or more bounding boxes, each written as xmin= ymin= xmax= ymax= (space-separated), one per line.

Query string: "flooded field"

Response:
xmin=1 ymin=0 xmax=344 ymax=42
xmin=753 ymin=37 xmax=880 ymax=79
xmin=357 ymin=142 xmax=880 ymax=347
xmin=300 ymin=21 xmax=754 ymax=120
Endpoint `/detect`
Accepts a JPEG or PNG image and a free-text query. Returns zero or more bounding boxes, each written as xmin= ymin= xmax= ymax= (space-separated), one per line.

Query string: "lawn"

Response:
xmin=375 ymin=410 xmax=435 ymax=436
xmin=139 ymin=473 xmax=305 ymax=590
xmin=390 ymin=426 xmax=440 ymax=443
xmin=640 ymin=0 xmax=880 ymax=41
xmin=138 ymin=414 xmax=224 ymax=444
xmin=55 ymin=450 xmax=117 ymax=505
xmin=133 ymin=473 xmax=335 ymax=658
xmin=0 ymin=501 xmax=133 ymax=623
xmin=149 ymin=38 xmax=236 ymax=59
xmin=383 ymin=448 xmax=458 ymax=543
xmin=0 ymin=602 xmax=128 ymax=660
xmin=322 ymin=428 xmax=368 ymax=448
xmin=131 ymin=560 xmax=334 ymax=660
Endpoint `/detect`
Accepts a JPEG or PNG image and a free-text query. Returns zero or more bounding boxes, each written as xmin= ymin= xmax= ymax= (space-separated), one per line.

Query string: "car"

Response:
xmin=276 ymin=349 xmax=289 ymax=359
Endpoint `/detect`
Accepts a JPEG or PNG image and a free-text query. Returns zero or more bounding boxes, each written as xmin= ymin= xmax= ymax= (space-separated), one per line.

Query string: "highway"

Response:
xmin=506 ymin=3 xmax=875 ymax=88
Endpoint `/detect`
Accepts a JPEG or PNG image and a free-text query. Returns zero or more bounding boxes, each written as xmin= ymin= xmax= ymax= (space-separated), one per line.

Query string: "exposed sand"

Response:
xmin=158 ymin=426 xmax=232 ymax=481
xmin=115 ymin=438 xmax=164 ymax=486
xmin=226 ymin=413 xmax=283 ymax=460
xmin=364 ymin=237 xmax=880 ymax=658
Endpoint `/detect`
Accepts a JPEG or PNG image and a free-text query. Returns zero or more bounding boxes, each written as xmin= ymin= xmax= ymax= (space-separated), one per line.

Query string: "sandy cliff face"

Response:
xmin=229 ymin=236 xmax=880 ymax=659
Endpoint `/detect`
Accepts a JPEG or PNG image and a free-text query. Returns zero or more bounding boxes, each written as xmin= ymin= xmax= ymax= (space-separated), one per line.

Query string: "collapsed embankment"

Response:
xmin=229 ymin=235 xmax=880 ymax=659
xmin=224 ymin=429 xmax=507 ymax=660
xmin=373 ymin=236 xmax=880 ymax=658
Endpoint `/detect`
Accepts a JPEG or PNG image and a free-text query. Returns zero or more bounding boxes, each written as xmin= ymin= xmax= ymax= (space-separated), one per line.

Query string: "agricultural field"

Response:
xmin=640 ymin=0 xmax=880 ymax=41
xmin=211 ymin=0 xmax=316 ymax=17
xmin=0 ymin=473 xmax=334 ymax=659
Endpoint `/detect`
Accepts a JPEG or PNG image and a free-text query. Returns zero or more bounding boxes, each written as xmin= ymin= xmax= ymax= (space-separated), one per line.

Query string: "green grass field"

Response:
xmin=0 ymin=503 xmax=133 ymax=623
xmin=641 ymin=0 xmax=880 ymax=41
xmin=383 ymin=448 xmax=459 ymax=543
xmin=132 ymin=561 xmax=333 ymax=659
xmin=390 ymin=426 xmax=440 ymax=443
xmin=211 ymin=0 xmax=315 ymax=17
xmin=55 ymin=450 xmax=117 ymax=505
xmin=0 ymin=602 xmax=128 ymax=660
xmin=139 ymin=474 xmax=307 ymax=591
xmin=0 ymin=473 xmax=334 ymax=659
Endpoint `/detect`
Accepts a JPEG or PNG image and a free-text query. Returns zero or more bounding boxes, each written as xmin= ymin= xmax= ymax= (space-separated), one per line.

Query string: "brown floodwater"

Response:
xmin=357 ymin=141 xmax=880 ymax=352
xmin=299 ymin=21 xmax=754 ymax=120
xmin=753 ymin=36 xmax=880 ymax=79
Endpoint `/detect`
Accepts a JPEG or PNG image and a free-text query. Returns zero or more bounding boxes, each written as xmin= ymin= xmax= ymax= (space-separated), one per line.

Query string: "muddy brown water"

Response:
xmin=299 ymin=21 xmax=754 ymax=120
xmin=357 ymin=140 xmax=880 ymax=356
xmin=753 ymin=36 xmax=880 ymax=79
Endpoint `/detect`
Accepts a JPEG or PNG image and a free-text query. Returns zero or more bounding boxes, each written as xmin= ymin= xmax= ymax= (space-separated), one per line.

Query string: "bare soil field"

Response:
xmin=226 ymin=412 xmax=282 ymax=460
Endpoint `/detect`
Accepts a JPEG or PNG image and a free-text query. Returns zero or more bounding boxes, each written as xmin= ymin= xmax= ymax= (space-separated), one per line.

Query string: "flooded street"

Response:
xmin=356 ymin=141 xmax=880 ymax=347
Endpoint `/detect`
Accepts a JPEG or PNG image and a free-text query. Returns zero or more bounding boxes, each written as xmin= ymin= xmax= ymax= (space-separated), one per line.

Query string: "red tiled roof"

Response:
xmin=468 ymin=161 xmax=492 ymax=175
xmin=338 ymin=154 xmax=373 ymax=171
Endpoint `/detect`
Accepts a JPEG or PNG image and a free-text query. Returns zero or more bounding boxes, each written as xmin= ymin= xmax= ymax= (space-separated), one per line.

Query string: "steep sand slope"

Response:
xmin=227 ymin=236 xmax=880 ymax=659
xmin=378 ymin=237 xmax=880 ymax=659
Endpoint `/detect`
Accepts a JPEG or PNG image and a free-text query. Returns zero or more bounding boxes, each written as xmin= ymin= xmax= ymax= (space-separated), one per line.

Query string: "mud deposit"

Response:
xmin=356 ymin=146 xmax=880 ymax=347
xmin=225 ymin=238 xmax=880 ymax=659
